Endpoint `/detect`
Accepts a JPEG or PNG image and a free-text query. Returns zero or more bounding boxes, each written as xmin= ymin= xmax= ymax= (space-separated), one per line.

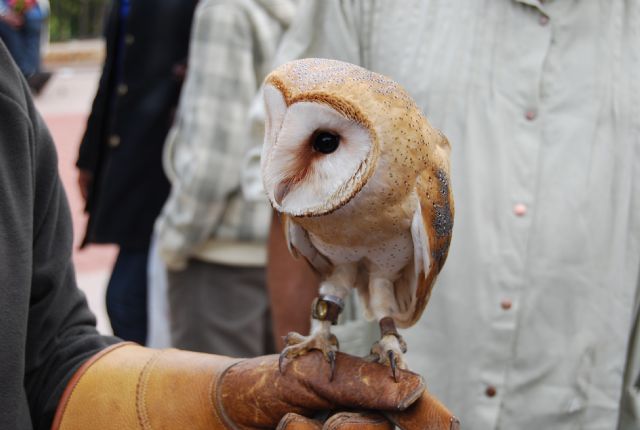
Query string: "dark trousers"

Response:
xmin=106 ymin=248 xmax=148 ymax=344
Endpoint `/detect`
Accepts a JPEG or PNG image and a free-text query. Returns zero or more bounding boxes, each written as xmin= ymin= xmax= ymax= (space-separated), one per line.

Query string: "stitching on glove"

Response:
xmin=136 ymin=349 xmax=166 ymax=430
xmin=211 ymin=359 xmax=245 ymax=430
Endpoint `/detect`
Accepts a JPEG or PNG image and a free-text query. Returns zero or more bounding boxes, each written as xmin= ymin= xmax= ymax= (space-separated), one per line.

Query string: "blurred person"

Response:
xmin=153 ymin=0 xmax=298 ymax=357
xmin=76 ymin=0 xmax=198 ymax=345
xmin=0 ymin=0 xmax=51 ymax=93
xmin=244 ymin=1 xmax=640 ymax=429
xmin=0 ymin=41 xmax=458 ymax=430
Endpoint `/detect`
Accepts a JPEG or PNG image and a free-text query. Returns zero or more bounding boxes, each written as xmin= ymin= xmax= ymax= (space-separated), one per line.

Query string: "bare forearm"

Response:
xmin=267 ymin=212 xmax=319 ymax=351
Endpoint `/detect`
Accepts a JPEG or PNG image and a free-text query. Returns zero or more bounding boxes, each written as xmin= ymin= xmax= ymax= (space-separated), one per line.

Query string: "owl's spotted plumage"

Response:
xmin=261 ymin=58 xmax=454 ymax=379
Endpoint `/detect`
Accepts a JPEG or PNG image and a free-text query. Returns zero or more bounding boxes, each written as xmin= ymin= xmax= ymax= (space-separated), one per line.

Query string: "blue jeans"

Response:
xmin=0 ymin=5 xmax=43 ymax=76
xmin=106 ymin=248 xmax=149 ymax=344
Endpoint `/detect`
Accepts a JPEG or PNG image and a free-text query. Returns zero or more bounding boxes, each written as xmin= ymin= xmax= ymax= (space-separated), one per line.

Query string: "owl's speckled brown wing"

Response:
xmin=397 ymin=162 xmax=454 ymax=328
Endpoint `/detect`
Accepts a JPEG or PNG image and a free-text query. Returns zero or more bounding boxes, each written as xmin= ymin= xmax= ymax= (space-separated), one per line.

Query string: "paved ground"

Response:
xmin=35 ymin=49 xmax=114 ymax=335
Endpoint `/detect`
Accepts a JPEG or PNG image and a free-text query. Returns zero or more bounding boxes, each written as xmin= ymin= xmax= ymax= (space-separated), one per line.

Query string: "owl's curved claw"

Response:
xmin=278 ymin=332 xmax=304 ymax=374
xmin=388 ymin=350 xmax=400 ymax=383
xmin=370 ymin=331 xmax=408 ymax=383
xmin=328 ymin=350 xmax=337 ymax=381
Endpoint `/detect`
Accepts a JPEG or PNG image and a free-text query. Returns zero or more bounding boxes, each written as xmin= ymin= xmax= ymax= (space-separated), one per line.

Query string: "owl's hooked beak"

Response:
xmin=274 ymin=181 xmax=292 ymax=206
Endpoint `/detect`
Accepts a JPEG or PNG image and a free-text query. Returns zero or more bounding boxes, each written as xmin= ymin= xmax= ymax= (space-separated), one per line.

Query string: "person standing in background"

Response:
xmin=153 ymin=0 xmax=297 ymax=357
xmin=0 ymin=0 xmax=51 ymax=93
xmin=77 ymin=0 xmax=198 ymax=344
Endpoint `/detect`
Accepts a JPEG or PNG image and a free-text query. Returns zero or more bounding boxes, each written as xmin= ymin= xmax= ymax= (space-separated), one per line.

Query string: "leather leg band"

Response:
xmin=379 ymin=317 xmax=398 ymax=337
xmin=379 ymin=317 xmax=407 ymax=353
xmin=311 ymin=295 xmax=344 ymax=325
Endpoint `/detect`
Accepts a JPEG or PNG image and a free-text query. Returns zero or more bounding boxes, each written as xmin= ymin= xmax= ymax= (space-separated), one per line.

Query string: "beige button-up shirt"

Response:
xmin=245 ymin=0 xmax=640 ymax=428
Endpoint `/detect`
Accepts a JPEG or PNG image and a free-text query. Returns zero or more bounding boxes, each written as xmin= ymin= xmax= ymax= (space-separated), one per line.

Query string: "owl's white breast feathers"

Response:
xmin=285 ymin=193 xmax=431 ymax=324
xmin=308 ymin=229 xmax=414 ymax=278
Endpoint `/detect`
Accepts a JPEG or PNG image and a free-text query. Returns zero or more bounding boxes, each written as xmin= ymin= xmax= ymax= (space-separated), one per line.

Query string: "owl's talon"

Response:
xmin=278 ymin=351 xmax=287 ymax=374
xmin=279 ymin=332 xmax=305 ymax=374
xmin=328 ymin=350 xmax=337 ymax=381
xmin=277 ymin=329 xmax=339 ymax=377
xmin=388 ymin=350 xmax=400 ymax=383
xmin=370 ymin=328 xmax=408 ymax=382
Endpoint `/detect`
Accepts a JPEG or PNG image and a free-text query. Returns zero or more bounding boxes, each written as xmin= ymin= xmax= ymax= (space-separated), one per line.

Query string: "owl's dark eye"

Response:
xmin=311 ymin=131 xmax=340 ymax=154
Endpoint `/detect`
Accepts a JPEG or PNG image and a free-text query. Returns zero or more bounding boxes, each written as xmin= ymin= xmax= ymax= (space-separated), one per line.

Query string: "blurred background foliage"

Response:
xmin=49 ymin=0 xmax=109 ymax=41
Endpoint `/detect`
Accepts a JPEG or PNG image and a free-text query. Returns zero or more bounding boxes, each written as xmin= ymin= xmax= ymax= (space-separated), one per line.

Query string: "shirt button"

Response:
xmin=525 ymin=110 xmax=537 ymax=121
xmin=539 ymin=15 xmax=550 ymax=26
xmin=501 ymin=299 xmax=513 ymax=310
xmin=125 ymin=34 xmax=135 ymax=45
xmin=485 ymin=386 xmax=497 ymax=397
xmin=117 ymin=84 xmax=128 ymax=96
xmin=108 ymin=135 xmax=121 ymax=148
xmin=513 ymin=203 xmax=527 ymax=216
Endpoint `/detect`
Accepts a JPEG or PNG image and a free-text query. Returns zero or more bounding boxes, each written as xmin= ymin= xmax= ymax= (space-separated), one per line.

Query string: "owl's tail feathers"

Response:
xmin=394 ymin=268 xmax=437 ymax=328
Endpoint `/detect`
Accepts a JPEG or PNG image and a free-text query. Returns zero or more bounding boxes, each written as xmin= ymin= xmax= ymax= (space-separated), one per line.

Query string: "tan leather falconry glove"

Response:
xmin=52 ymin=343 xmax=459 ymax=430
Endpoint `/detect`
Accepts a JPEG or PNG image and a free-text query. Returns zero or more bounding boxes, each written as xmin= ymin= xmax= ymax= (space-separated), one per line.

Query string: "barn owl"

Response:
xmin=261 ymin=58 xmax=454 ymax=380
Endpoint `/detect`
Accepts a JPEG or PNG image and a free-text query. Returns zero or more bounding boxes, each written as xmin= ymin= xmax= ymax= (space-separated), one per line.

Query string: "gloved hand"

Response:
xmin=52 ymin=343 xmax=459 ymax=429
xmin=277 ymin=390 xmax=460 ymax=430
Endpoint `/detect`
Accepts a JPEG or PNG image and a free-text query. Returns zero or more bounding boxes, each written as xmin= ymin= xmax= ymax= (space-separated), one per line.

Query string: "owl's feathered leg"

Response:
xmin=367 ymin=277 xmax=408 ymax=382
xmin=278 ymin=264 xmax=355 ymax=380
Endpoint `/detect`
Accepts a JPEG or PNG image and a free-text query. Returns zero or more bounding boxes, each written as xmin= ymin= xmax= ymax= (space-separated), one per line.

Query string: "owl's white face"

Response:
xmin=261 ymin=84 xmax=375 ymax=216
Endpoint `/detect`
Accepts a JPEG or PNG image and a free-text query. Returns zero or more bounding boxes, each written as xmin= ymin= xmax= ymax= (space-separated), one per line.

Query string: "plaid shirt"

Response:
xmin=155 ymin=0 xmax=296 ymax=270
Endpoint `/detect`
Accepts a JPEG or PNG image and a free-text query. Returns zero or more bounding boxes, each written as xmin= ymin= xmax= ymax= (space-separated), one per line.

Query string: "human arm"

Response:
xmin=0 ymin=42 xmax=117 ymax=429
xmin=26 ymin=101 xmax=118 ymax=430
xmin=267 ymin=211 xmax=320 ymax=350
xmin=52 ymin=344 xmax=458 ymax=430
xmin=76 ymin=169 xmax=92 ymax=202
